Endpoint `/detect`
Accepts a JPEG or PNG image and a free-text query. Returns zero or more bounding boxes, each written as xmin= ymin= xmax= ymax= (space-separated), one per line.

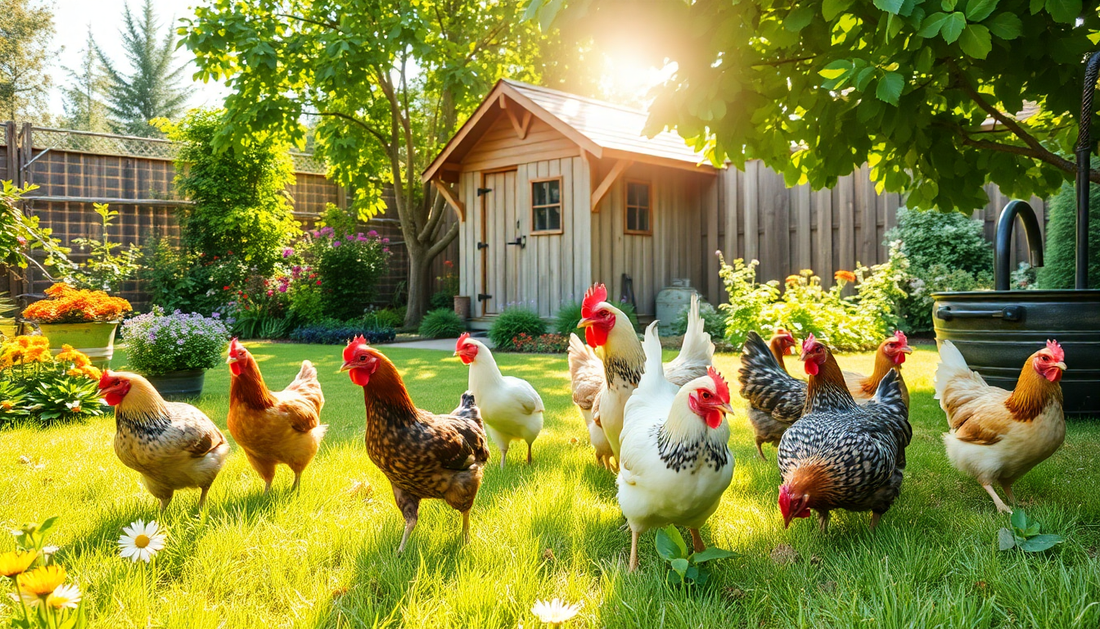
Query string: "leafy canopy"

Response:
xmin=530 ymin=0 xmax=1100 ymax=211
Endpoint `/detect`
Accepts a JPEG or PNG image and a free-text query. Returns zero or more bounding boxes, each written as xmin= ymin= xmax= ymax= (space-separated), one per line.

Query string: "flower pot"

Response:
xmin=145 ymin=369 xmax=206 ymax=400
xmin=454 ymin=296 xmax=471 ymax=321
xmin=33 ymin=321 xmax=120 ymax=368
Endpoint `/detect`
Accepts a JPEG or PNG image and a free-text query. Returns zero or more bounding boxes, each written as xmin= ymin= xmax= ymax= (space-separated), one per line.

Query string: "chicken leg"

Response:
xmin=689 ymin=528 xmax=705 ymax=553
xmin=983 ymin=484 xmax=1013 ymax=514
xmin=393 ymin=485 xmax=421 ymax=554
xmin=1000 ymin=479 xmax=1017 ymax=505
xmin=628 ymin=529 xmax=640 ymax=573
xmin=461 ymin=510 xmax=471 ymax=544
xmin=816 ymin=510 xmax=831 ymax=533
xmin=755 ymin=440 xmax=767 ymax=462
xmin=527 ymin=442 xmax=533 ymax=464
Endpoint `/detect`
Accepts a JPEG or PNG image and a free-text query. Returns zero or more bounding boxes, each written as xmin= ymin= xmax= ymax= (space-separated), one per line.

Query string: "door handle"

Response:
xmin=506 ymin=236 xmax=526 ymax=248
xmin=935 ymin=305 xmax=1024 ymax=322
xmin=477 ymin=242 xmax=489 ymax=250
xmin=477 ymin=293 xmax=492 ymax=302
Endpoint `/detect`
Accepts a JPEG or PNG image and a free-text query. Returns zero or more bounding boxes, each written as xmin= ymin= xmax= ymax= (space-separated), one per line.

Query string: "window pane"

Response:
xmin=548 ymin=206 xmax=561 ymax=231
xmin=533 ymin=182 xmax=546 ymax=206
xmin=627 ymin=183 xmax=638 ymax=206
xmin=534 ymin=207 xmax=546 ymax=232
xmin=638 ymin=183 xmax=649 ymax=207
xmin=549 ymin=180 xmax=560 ymax=204
xmin=627 ymin=207 xmax=637 ymax=231
xmin=639 ymin=207 xmax=649 ymax=232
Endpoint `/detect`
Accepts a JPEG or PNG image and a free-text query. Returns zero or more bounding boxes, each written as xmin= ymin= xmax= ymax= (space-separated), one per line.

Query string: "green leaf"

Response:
xmin=940 ymin=12 xmax=966 ymax=43
xmin=819 ymin=59 xmax=853 ymax=80
xmin=917 ymin=12 xmax=950 ymax=37
xmin=692 ymin=547 xmax=738 ymax=563
xmin=823 ymin=0 xmax=855 ymax=20
xmin=666 ymin=570 xmax=683 ymax=586
xmin=1029 ymin=0 xmax=1045 ymax=12
xmin=1019 ymin=534 xmax=1065 ymax=552
xmin=876 ymin=72 xmax=905 ymax=105
xmin=985 ymin=12 xmax=1022 ymax=39
xmin=785 ymin=5 xmax=817 ymax=31
xmin=959 ymin=24 xmax=992 ymax=58
xmin=1010 ymin=509 xmax=1028 ymax=531
xmin=854 ymin=66 xmax=877 ymax=90
xmin=997 ymin=528 xmax=1016 ymax=551
xmin=656 ymin=526 xmax=688 ymax=559
xmin=1045 ymin=0 xmax=1081 ymax=22
xmin=916 ymin=46 xmax=935 ymax=72
xmin=874 ymin=0 xmax=906 ymax=14
xmin=670 ymin=557 xmax=690 ymax=576
xmin=684 ymin=565 xmax=700 ymax=582
xmin=941 ymin=0 xmax=958 ymax=9
xmin=964 ymin=0 xmax=998 ymax=20
xmin=1025 ymin=522 xmax=1042 ymax=537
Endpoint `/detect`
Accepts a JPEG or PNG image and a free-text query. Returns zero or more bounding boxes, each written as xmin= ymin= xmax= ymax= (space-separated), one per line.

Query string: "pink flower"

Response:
xmin=316 ymin=280 xmax=322 ymax=286
xmin=332 ymin=240 xmax=341 ymax=248
xmin=367 ymin=230 xmax=378 ymax=237
xmin=382 ymin=247 xmax=390 ymax=254
xmin=311 ymin=230 xmax=320 ymax=237
xmin=283 ymin=248 xmax=294 ymax=258
xmin=278 ymin=284 xmax=288 ymax=293
xmin=266 ymin=290 xmax=274 ymax=297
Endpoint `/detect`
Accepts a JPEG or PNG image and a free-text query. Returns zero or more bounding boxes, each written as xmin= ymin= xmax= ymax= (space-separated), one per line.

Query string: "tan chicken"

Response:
xmin=844 ymin=331 xmax=912 ymax=407
xmin=567 ymin=333 xmax=614 ymax=470
xmin=936 ymin=340 xmax=1067 ymax=514
xmin=98 ymin=370 xmax=229 ymax=510
xmin=768 ymin=329 xmax=798 ymax=372
xmin=226 ymin=339 xmax=327 ymax=493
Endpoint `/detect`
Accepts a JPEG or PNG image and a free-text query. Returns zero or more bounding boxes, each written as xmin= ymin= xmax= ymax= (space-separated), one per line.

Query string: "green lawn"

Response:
xmin=2 ymin=342 xmax=1099 ymax=628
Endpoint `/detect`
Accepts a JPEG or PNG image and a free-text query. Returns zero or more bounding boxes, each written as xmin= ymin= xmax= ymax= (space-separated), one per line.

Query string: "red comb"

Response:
xmin=229 ymin=337 xmax=243 ymax=355
xmin=343 ymin=335 xmax=367 ymax=362
xmin=802 ymin=333 xmax=819 ymax=353
xmin=893 ymin=330 xmax=908 ymax=345
xmin=98 ymin=369 xmax=113 ymax=389
xmin=456 ymin=332 xmax=470 ymax=352
xmin=707 ymin=366 xmax=730 ymax=404
xmin=1046 ymin=339 xmax=1064 ymax=362
xmin=582 ymin=283 xmax=608 ymax=318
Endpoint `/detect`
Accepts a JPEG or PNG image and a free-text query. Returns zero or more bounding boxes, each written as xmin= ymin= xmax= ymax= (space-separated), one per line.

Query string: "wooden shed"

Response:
xmin=422 ymin=79 xmax=721 ymax=323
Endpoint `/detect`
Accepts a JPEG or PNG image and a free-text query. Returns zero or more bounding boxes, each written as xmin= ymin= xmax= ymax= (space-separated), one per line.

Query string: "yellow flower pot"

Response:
xmin=33 ymin=321 xmax=120 ymax=368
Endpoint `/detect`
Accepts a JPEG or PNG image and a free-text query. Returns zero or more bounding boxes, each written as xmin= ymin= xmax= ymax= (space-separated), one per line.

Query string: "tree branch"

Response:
xmin=426 ymin=220 xmax=459 ymax=260
xmin=750 ymin=55 xmax=817 ymax=69
xmin=273 ymin=13 xmax=345 ymax=32
xmin=310 ymin=111 xmax=390 ymax=152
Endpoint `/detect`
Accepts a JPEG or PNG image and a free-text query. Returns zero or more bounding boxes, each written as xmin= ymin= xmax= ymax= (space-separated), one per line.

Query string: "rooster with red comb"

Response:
xmin=937 ymin=339 xmax=1067 ymax=513
xmin=616 ymin=323 xmax=735 ymax=572
xmin=577 ymin=283 xmax=715 ymax=459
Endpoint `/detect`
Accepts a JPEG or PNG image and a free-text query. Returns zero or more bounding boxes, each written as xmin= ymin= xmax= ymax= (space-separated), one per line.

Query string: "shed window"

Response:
xmin=531 ymin=178 xmax=562 ymax=234
xmin=625 ymin=181 xmax=651 ymax=235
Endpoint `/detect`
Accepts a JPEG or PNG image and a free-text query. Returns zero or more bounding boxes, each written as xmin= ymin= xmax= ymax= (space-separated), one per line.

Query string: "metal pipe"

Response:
xmin=1074 ymin=50 xmax=1100 ymax=289
xmin=995 ymin=200 xmax=1044 ymax=290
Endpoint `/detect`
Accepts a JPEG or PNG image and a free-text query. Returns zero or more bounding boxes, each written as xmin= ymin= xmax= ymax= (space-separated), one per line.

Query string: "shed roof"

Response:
xmin=422 ymin=79 xmax=715 ymax=182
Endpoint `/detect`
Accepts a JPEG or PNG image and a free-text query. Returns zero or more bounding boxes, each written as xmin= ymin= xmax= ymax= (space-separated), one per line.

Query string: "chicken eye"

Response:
xmin=358 ymin=355 xmax=366 ymax=361
xmin=702 ymin=391 xmax=711 ymax=399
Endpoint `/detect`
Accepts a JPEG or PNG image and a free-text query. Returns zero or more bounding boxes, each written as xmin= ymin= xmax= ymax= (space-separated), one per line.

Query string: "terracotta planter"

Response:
xmin=454 ymin=296 xmax=471 ymax=321
xmin=33 ymin=321 xmax=120 ymax=368
xmin=145 ymin=369 xmax=206 ymax=400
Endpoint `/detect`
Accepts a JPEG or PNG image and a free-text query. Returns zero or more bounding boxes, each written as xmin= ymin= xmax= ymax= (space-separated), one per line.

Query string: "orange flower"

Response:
xmin=834 ymin=270 xmax=857 ymax=284
xmin=785 ymin=275 xmax=801 ymax=286
xmin=23 ymin=283 xmax=131 ymax=324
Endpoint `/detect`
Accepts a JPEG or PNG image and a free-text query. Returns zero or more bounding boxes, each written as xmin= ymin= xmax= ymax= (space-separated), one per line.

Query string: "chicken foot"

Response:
xmin=982 ymin=484 xmax=1013 ymax=514
xmin=461 ymin=510 xmax=471 ymax=545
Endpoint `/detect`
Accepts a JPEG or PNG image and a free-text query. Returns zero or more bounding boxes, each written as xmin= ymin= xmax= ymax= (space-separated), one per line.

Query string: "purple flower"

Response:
xmin=278 ymin=284 xmax=288 ymax=293
xmin=367 ymin=230 xmax=378 ymax=237
xmin=346 ymin=234 xmax=353 ymax=241
xmin=382 ymin=247 xmax=390 ymax=253
xmin=382 ymin=237 xmax=389 ymax=244
xmin=311 ymin=230 xmax=319 ymax=237
xmin=332 ymin=240 xmax=342 ymax=248
xmin=283 ymin=248 xmax=294 ymax=258
xmin=177 ymin=339 xmax=184 ymax=345
xmin=212 ymin=312 xmax=220 ymax=319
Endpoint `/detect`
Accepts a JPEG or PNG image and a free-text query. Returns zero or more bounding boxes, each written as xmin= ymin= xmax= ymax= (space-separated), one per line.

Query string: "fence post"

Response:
xmin=4 ymin=122 xmax=17 ymax=184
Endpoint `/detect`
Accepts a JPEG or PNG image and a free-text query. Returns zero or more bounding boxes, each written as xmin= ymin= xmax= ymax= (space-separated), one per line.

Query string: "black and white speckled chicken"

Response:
xmin=738 ymin=330 xmax=806 ymax=460
xmin=776 ymin=333 xmax=911 ymax=532
xmin=341 ymin=337 xmax=490 ymax=553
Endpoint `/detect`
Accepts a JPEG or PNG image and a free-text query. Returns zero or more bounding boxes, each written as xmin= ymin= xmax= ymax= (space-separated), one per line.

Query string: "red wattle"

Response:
xmin=586 ymin=325 xmax=608 ymax=347
xmin=105 ymin=392 xmax=122 ymax=406
xmin=893 ymin=353 xmax=906 ymax=365
xmin=460 ymin=354 xmax=474 ymax=365
xmin=350 ymin=367 xmax=372 ymax=387
xmin=706 ymin=410 xmax=722 ymax=429
xmin=230 ymin=362 xmax=242 ymax=376
xmin=805 ymin=360 xmax=819 ymax=376
xmin=1045 ymin=368 xmax=1062 ymax=383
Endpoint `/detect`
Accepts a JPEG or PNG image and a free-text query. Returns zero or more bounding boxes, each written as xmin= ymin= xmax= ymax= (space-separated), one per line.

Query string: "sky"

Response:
xmin=47 ymin=0 xmax=229 ymax=117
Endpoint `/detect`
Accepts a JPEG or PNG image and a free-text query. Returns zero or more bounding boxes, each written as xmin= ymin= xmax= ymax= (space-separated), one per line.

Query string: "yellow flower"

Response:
xmin=785 ymin=275 xmax=801 ymax=286
xmin=17 ymin=565 xmax=66 ymax=597
xmin=0 ymin=550 xmax=37 ymax=577
xmin=45 ymin=583 xmax=81 ymax=610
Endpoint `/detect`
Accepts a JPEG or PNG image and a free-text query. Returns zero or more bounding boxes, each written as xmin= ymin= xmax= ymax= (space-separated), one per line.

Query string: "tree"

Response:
xmin=181 ymin=0 xmax=550 ymax=326
xmin=0 ymin=0 xmax=55 ymax=122
xmin=528 ymin=0 xmax=1100 ymax=212
xmin=61 ymin=31 xmax=110 ymax=132
xmin=95 ymin=0 xmax=188 ymax=137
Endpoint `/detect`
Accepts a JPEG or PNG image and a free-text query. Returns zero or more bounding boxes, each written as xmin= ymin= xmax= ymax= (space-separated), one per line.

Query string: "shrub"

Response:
xmin=511 ymin=332 xmax=569 ymax=353
xmin=884 ymin=207 xmax=993 ymax=333
xmin=1037 ymin=178 xmax=1100 ymax=289
xmin=313 ymin=228 xmax=391 ymax=321
xmin=489 ymin=307 xmax=547 ymax=350
xmin=140 ymin=237 xmax=199 ymax=313
xmin=670 ymin=299 xmax=727 ymax=338
xmin=1 ymin=181 xmax=74 ymax=275
xmin=121 ymin=307 xmax=230 ymax=376
xmin=0 ymin=336 xmax=107 ymax=427
xmin=430 ymin=291 xmax=454 ymax=310
xmin=290 ymin=320 xmax=396 ymax=345
xmin=363 ymin=307 xmax=405 ymax=330
xmin=23 ymin=283 xmax=132 ymax=324
xmin=716 ymin=255 xmax=780 ymax=347
xmin=419 ymin=308 xmax=466 ymax=339
xmin=65 ymin=203 xmax=143 ymax=293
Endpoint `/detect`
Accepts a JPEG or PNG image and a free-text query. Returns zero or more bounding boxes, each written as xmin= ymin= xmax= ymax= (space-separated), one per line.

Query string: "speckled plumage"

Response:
xmin=738 ymin=331 xmax=806 ymax=457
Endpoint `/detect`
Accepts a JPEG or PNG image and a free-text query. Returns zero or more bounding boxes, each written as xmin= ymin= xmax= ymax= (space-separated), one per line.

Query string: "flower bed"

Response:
xmin=23 ymin=284 xmax=131 ymax=324
xmin=120 ymin=308 xmax=230 ymax=377
xmin=0 ymin=335 xmax=106 ymax=426
xmin=510 ymin=332 xmax=569 ymax=354
xmin=289 ymin=321 xmax=396 ymax=345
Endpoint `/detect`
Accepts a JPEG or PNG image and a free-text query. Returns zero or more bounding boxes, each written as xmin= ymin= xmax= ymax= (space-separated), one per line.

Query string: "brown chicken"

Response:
xmin=341 ymin=337 xmax=490 ymax=553
xmin=226 ymin=339 xmax=327 ymax=493
xmin=936 ymin=340 xmax=1066 ymax=514
xmin=769 ymin=329 xmax=798 ymax=372
xmin=99 ymin=370 xmax=229 ymax=510
xmin=844 ymin=331 xmax=912 ymax=407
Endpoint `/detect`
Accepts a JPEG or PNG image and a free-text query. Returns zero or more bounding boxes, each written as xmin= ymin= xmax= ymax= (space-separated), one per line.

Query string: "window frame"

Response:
xmin=624 ymin=179 xmax=653 ymax=236
xmin=530 ymin=176 xmax=564 ymax=236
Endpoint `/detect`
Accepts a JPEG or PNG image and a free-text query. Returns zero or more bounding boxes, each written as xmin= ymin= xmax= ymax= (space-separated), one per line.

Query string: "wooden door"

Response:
xmin=479 ymin=169 xmax=518 ymax=316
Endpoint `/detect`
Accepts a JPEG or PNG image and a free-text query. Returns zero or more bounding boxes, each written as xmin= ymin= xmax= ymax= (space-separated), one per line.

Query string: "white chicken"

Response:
xmin=567 ymin=333 xmax=615 ymax=470
xmin=578 ymin=285 xmax=714 ymax=457
xmin=455 ymin=333 xmax=544 ymax=469
xmin=617 ymin=323 xmax=735 ymax=572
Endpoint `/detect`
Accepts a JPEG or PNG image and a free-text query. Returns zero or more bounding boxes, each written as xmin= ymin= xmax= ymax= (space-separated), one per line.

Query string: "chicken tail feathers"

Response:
xmin=934 ymin=340 xmax=972 ymax=402
xmin=311 ymin=423 xmax=329 ymax=443
xmin=295 ymin=360 xmax=318 ymax=384
xmin=638 ymin=322 xmax=668 ymax=391
xmin=872 ymin=368 xmax=904 ymax=409
xmin=676 ymin=293 xmax=715 ymax=366
xmin=568 ymin=332 xmax=589 ymax=361
xmin=452 ymin=391 xmax=482 ymax=425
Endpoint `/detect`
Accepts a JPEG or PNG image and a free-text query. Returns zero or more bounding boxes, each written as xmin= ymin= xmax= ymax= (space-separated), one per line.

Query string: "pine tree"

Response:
xmin=94 ymin=0 xmax=187 ymax=137
xmin=0 ymin=0 xmax=55 ymax=122
xmin=61 ymin=30 xmax=110 ymax=132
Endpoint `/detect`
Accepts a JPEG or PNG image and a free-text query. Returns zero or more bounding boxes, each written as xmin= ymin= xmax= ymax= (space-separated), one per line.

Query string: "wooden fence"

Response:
xmin=1 ymin=122 xmax=458 ymax=312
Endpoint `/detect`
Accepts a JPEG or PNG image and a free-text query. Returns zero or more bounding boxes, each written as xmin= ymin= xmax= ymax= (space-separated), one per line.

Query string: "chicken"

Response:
xmin=935 ymin=340 xmax=1067 ymax=514
xmin=738 ymin=330 xmax=807 ymax=461
xmin=768 ymin=329 xmax=799 ymax=372
xmin=577 ymin=284 xmax=713 ymax=456
xmin=567 ymin=332 xmax=614 ymax=470
xmin=341 ymin=337 xmax=490 ymax=553
xmin=618 ymin=323 xmax=735 ymax=572
xmin=98 ymin=370 xmax=229 ymax=510
xmin=843 ymin=331 xmax=912 ymax=407
xmin=777 ymin=333 xmax=911 ymax=532
xmin=454 ymin=332 xmax=543 ymax=468
xmin=226 ymin=339 xmax=327 ymax=493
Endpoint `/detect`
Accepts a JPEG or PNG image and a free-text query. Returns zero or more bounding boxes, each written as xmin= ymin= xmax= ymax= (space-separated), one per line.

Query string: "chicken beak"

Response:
xmin=226 ymin=355 xmax=238 ymax=365
xmin=718 ymin=402 xmax=735 ymax=415
xmin=1055 ymin=361 xmax=1067 ymax=371
xmin=900 ymin=346 xmax=913 ymax=354
xmin=576 ymin=317 xmax=595 ymax=328
xmin=339 ymin=361 xmax=353 ymax=372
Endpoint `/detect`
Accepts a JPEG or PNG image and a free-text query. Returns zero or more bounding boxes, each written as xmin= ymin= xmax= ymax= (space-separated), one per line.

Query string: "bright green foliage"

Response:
xmin=489 ymin=307 xmax=548 ymax=350
xmin=93 ymin=0 xmax=188 ymax=137
xmin=314 ymin=231 xmax=391 ymax=322
xmin=0 ymin=342 xmax=107 ymax=427
xmin=66 ymin=203 xmax=143 ymax=293
xmin=1037 ymin=180 xmax=1100 ymax=288
xmin=885 ymin=207 xmax=993 ymax=331
xmin=654 ymin=526 xmax=737 ymax=587
xmin=162 ymin=108 xmax=298 ymax=287
xmin=418 ymin=308 xmax=466 ymax=340
xmin=553 ymin=301 xmax=585 ymax=338
xmin=998 ymin=509 xmax=1066 ymax=552
xmin=530 ymin=0 xmax=1100 ymax=212
xmin=0 ymin=182 xmax=74 ymax=278
xmin=670 ymin=299 xmax=728 ymax=339
xmin=4 ymin=518 xmax=89 ymax=629
xmin=716 ymin=256 xmax=780 ymax=348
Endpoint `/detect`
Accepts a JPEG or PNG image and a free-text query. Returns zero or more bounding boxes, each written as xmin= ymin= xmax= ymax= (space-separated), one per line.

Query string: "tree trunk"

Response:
xmin=404 ymin=242 xmax=434 ymax=329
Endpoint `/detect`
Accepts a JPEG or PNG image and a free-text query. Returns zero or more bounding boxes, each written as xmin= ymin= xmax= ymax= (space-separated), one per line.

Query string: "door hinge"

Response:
xmin=477 ymin=293 xmax=492 ymax=302
xmin=477 ymin=187 xmax=493 ymax=196
xmin=477 ymin=241 xmax=489 ymax=250
xmin=505 ymin=236 xmax=526 ymax=248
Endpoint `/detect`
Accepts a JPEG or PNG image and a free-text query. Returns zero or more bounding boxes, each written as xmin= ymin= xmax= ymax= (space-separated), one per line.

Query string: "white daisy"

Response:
xmin=9 ymin=591 xmax=40 ymax=608
xmin=118 ymin=520 xmax=166 ymax=563
xmin=531 ymin=598 xmax=582 ymax=626
xmin=46 ymin=583 xmax=81 ymax=610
